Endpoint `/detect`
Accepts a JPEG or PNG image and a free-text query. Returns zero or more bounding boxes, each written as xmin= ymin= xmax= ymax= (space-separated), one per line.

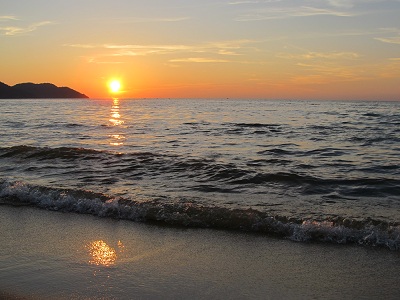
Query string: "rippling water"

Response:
xmin=1 ymin=99 xmax=399 ymax=249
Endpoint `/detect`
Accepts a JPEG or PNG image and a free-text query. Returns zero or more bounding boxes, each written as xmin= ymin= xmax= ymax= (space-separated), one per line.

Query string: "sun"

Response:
xmin=109 ymin=80 xmax=121 ymax=93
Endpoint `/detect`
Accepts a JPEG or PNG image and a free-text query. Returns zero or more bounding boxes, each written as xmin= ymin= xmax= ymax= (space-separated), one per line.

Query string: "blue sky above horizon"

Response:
xmin=1 ymin=0 xmax=399 ymax=99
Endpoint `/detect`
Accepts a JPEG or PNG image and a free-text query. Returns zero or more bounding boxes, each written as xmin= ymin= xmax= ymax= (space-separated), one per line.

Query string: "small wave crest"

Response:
xmin=1 ymin=179 xmax=399 ymax=251
xmin=0 ymin=145 xmax=103 ymax=160
xmin=1 ymin=145 xmax=400 ymax=199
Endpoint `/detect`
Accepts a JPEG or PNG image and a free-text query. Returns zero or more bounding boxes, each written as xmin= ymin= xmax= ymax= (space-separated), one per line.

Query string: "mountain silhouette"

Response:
xmin=0 ymin=82 xmax=89 ymax=99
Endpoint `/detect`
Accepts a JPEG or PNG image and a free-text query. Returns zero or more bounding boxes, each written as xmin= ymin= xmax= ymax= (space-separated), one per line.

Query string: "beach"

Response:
xmin=1 ymin=205 xmax=399 ymax=300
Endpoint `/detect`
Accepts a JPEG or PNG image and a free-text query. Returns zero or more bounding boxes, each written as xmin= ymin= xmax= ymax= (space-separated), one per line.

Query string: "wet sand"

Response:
xmin=0 ymin=205 xmax=399 ymax=300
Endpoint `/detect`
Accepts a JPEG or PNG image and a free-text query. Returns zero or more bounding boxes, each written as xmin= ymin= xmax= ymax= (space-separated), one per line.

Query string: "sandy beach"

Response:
xmin=0 ymin=205 xmax=399 ymax=300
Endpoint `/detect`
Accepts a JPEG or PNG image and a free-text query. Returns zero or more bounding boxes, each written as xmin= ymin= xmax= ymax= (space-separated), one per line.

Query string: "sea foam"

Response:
xmin=1 ymin=179 xmax=399 ymax=251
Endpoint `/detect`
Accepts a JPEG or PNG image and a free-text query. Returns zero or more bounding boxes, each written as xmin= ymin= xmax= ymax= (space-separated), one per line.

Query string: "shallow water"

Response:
xmin=0 ymin=99 xmax=399 ymax=249
xmin=1 ymin=206 xmax=400 ymax=299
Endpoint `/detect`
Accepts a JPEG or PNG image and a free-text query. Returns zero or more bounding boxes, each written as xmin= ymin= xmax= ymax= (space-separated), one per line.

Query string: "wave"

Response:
xmin=1 ymin=145 xmax=400 ymax=198
xmin=1 ymin=179 xmax=399 ymax=251
xmin=0 ymin=145 xmax=103 ymax=160
xmin=224 ymin=122 xmax=284 ymax=135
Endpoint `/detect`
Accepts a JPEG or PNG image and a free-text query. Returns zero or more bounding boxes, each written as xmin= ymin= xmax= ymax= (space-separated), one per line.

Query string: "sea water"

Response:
xmin=1 ymin=99 xmax=399 ymax=250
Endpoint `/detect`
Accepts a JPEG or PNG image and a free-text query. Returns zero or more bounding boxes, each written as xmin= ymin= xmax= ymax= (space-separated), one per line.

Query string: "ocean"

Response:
xmin=1 ymin=98 xmax=399 ymax=250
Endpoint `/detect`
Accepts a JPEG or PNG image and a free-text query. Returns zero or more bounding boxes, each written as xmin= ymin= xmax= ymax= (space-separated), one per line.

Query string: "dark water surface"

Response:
xmin=1 ymin=99 xmax=399 ymax=249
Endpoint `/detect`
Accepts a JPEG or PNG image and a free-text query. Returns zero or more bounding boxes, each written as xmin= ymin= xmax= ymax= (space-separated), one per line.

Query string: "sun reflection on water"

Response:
xmin=87 ymin=240 xmax=124 ymax=267
xmin=109 ymin=98 xmax=126 ymax=146
xmin=109 ymin=98 xmax=124 ymax=126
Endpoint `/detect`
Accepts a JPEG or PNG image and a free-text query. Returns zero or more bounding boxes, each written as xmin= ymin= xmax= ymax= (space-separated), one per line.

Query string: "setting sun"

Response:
xmin=109 ymin=80 xmax=121 ymax=94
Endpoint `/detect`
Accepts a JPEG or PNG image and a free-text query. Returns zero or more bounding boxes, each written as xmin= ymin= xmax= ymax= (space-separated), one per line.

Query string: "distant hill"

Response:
xmin=0 ymin=82 xmax=89 ymax=99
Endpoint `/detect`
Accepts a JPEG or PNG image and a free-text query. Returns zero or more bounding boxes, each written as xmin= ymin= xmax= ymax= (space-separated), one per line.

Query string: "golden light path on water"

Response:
xmin=87 ymin=240 xmax=125 ymax=267
xmin=109 ymin=98 xmax=125 ymax=146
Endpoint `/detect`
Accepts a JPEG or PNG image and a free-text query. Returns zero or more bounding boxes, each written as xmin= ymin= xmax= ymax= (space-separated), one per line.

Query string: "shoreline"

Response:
xmin=1 ymin=178 xmax=399 ymax=252
xmin=1 ymin=205 xmax=400 ymax=299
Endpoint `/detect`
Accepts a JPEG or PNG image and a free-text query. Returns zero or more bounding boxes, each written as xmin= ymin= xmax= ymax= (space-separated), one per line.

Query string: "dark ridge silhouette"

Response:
xmin=0 ymin=82 xmax=89 ymax=99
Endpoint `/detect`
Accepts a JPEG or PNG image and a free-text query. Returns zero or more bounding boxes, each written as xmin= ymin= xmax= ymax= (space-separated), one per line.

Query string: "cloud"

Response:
xmin=169 ymin=58 xmax=230 ymax=63
xmin=326 ymin=0 xmax=355 ymax=8
xmin=122 ymin=17 xmax=190 ymax=23
xmin=235 ymin=6 xmax=355 ymax=21
xmin=374 ymin=27 xmax=400 ymax=44
xmin=276 ymin=48 xmax=365 ymax=84
xmin=65 ymin=40 xmax=258 ymax=59
xmin=277 ymin=51 xmax=360 ymax=60
xmin=291 ymin=63 xmax=369 ymax=84
xmin=295 ymin=6 xmax=355 ymax=17
xmin=66 ymin=44 xmax=100 ymax=49
xmin=326 ymin=0 xmax=400 ymax=9
xmin=67 ymin=43 xmax=197 ymax=58
xmin=374 ymin=37 xmax=400 ymax=44
xmin=232 ymin=0 xmax=400 ymax=21
xmin=0 ymin=20 xmax=52 ymax=36
xmin=228 ymin=0 xmax=282 ymax=4
xmin=0 ymin=16 xmax=19 ymax=21
xmin=86 ymin=57 xmax=123 ymax=64
xmin=229 ymin=1 xmax=261 ymax=4
xmin=105 ymin=44 xmax=193 ymax=55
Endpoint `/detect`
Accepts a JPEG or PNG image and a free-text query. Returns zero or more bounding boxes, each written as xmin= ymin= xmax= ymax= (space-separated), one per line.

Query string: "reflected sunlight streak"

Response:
xmin=109 ymin=98 xmax=124 ymax=126
xmin=109 ymin=98 xmax=126 ymax=146
xmin=87 ymin=240 xmax=117 ymax=267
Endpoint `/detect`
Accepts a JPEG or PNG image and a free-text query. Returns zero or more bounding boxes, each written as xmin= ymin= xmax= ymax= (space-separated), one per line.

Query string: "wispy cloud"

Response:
xmin=277 ymin=51 xmax=360 ymax=60
xmin=276 ymin=47 xmax=365 ymax=84
xmin=66 ymin=44 xmax=99 ymax=49
xmin=326 ymin=0 xmax=400 ymax=9
xmin=326 ymin=0 xmax=355 ymax=9
xmin=0 ymin=20 xmax=52 ymax=36
xmin=236 ymin=6 xmax=355 ymax=21
xmin=169 ymin=58 xmax=230 ymax=63
xmin=229 ymin=1 xmax=261 ymax=4
xmin=65 ymin=40 xmax=258 ymax=63
xmin=86 ymin=57 xmax=124 ymax=64
xmin=120 ymin=16 xmax=190 ymax=23
xmin=231 ymin=0 xmax=400 ymax=21
xmin=374 ymin=37 xmax=400 ymax=44
xmin=291 ymin=63 xmax=369 ymax=84
xmin=228 ymin=0 xmax=282 ymax=4
xmin=374 ymin=27 xmax=400 ymax=44
xmin=0 ymin=15 xmax=19 ymax=21
xmin=67 ymin=40 xmax=255 ymax=52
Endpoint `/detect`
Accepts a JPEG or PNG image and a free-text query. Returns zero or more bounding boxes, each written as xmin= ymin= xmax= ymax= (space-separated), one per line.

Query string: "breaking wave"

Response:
xmin=1 ymin=179 xmax=399 ymax=251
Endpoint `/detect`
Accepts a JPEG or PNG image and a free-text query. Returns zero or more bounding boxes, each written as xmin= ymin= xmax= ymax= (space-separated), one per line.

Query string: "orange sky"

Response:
xmin=1 ymin=1 xmax=399 ymax=100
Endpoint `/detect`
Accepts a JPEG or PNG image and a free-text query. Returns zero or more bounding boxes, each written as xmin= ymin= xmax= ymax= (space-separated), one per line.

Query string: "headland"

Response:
xmin=0 ymin=82 xmax=88 ymax=99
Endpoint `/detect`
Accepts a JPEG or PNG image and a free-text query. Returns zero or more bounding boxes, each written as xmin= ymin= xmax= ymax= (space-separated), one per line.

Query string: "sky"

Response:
xmin=1 ymin=0 xmax=399 ymax=100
